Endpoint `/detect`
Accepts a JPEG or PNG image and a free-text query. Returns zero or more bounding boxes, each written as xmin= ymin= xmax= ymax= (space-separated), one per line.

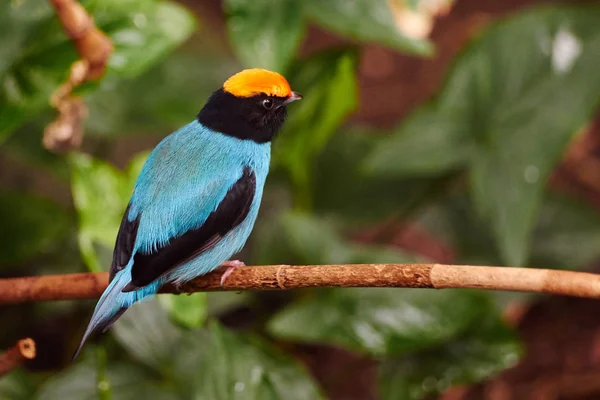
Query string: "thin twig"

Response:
xmin=44 ymin=0 xmax=113 ymax=152
xmin=1 ymin=264 xmax=600 ymax=305
xmin=0 ymin=339 xmax=36 ymax=377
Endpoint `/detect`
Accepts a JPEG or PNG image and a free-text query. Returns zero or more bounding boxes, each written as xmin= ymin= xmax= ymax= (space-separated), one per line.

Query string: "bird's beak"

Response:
xmin=283 ymin=92 xmax=303 ymax=105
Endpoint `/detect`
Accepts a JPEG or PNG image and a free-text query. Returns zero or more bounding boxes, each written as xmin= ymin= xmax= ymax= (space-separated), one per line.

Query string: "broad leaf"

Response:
xmin=69 ymin=152 xmax=130 ymax=271
xmin=93 ymin=0 xmax=197 ymax=77
xmin=111 ymin=298 xmax=181 ymax=370
xmin=379 ymin=312 xmax=521 ymax=400
xmin=268 ymin=288 xmax=489 ymax=357
xmin=0 ymin=370 xmax=35 ymax=400
xmin=316 ymin=127 xmax=450 ymax=223
xmin=206 ymin=291 xmax=251 ymax=317
xmin=225 ymin=0 xmax=303 ymax=73
xmin=159 ymin=292 xmax=208 ymax=329
xmin=0 ymin=0 xmax=196 ymax=142
xmin=304 ymin=0 xmax=433 ymax=56
xmin=254 ymin=212 xmax=418 ymax=266
xmin=417 ymin=190 xmax=600 ymax=270
xmin=112 ymin=303 xmax=323 ymax=399
xmin=1 ymin=121 xmax=70 ymax=181
xmin=365 ymin=6 xmax=600 ymax=266
xmin=0 ymin=190 xmax=70 ymax=265
xmin=85 ymin=52 xmax=236 ymax=137
xmin=528 ymin=194 xmax=600 ymax=269
xmin=415 ymin=192 xmax=502 ymax=267
xmin=0 ymin=0 xmax=71 ymax=143
xmin=69 ymin=152 xmax=147 ymax=272
xmin=38 ymin=353 xmax=175 ymax=400
xmin=467 ymin=7 xmax=600 ymax=266
xmin=274 ymin=49 xmax=358 ymax=208
xmin=175 ymin=321 xmax=324 ymax=400
xmin=363 ymin=105 xmax=473 ymax=178
xmin=126 ymin=151 xmax=149 ymax=179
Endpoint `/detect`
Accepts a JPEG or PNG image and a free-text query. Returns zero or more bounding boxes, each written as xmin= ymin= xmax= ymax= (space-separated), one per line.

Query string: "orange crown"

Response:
xmin=223 ymin=69 xmax=292 ymax=98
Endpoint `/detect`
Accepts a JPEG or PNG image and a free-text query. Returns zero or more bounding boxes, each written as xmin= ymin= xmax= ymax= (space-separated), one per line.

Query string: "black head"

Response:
xmin=197 ymin=89 xmax=302 ymax=143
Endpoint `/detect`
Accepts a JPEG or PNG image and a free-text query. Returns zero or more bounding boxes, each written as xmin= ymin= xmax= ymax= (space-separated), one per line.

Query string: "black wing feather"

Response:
xmin=109 ymin=203 xmax=140 ymax=282
xmin=122 ymin=166 xmax=256 ymax=291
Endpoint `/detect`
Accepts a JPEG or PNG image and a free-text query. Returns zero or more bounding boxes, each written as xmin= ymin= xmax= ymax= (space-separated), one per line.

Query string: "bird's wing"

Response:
xmin=126 ymin=166 xmax=255 ymax=290
xmin=111 ymin=166 xmax=256 ymax=290
xmin=109 ymin=128 xmax=258 ymax=290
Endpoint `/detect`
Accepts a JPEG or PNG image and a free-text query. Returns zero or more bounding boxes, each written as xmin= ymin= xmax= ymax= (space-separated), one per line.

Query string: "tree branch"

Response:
xmin=0 ymin=339 xmax=36 ymax=378
xmin=44 ymin=0 xmax=113 ymax=152
xmin=1 ymin=264 xmax=600 ymax=305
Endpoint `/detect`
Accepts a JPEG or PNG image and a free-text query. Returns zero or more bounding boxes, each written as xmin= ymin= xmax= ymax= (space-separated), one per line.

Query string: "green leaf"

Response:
xmin=178 ymin=321 xmax=324 ymax=399
xmin=225 ymin=0 xmax=304 ymax=73
xmin=268 ymin=288 xmax=488 ymax=357
xmin=416 ymin=189 xmax=600 ymax=271
xmin=126 ymin=151 xmax=149 ymax=181
xmin=415 ymin=191 xmax=502 ymax=266
xmin=0 ymin=190 xmax=71 ymax=265
xmin=0 ymin=0 xmax=196 ymax=142
xmin=363 ymin=106 xmax=474 ymax=178
xmin=159 ymin=292 xmax=208 ymax=328
xmin=530 ymin=194 xmax=600 ymax=269
xmin=84 ymin=51 xmax=237 ymax=137
xmin=207 ymin=291 xmax=251 ymax=317
xmin=254 ymin=211 xmax=418 ymax=266
xmin=69 ymin=151 xmax=147 ymax=272
xmin=111 ymin=298 xmax=182 ymax=369
xmin=366 ymin=6 xmax=600 ymax=266
xmin=93 ymin=0 xmax=197 ymax=77
xmin=304 ymin=0 xmax=433 ymax=56
xmin=0 ymin=0 xmax=72 ymax=143
xmin=467 ymin=7 xmax=600 ymax=266
xmin=379 ymin=313 xmax=521 ymax=400
xmin=0 ymin=370 xmax=36 ymax=400
xmin=38 ymin=352 xmax=175 ymax=400
xmin=111 ymin=304 xmax=322 ymax=398
xmin=274 ymin=49 xmax=358 ymax=207
xmin=1 ymin=121 xmax=70 ymax=181
xmin=69 ymin=152 xmax=131 ymax=272
xmin=315 ymin=127 xmax=450 ymax=223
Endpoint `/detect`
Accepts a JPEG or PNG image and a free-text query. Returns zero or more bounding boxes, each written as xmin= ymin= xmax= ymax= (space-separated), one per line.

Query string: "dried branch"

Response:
xmin=0 ymin=339 xmax=36 ymax=378
xmin=44 ymin=0 xmax=113 ymax=152
xmin=1 ymin=264 xmax=600 ymax=305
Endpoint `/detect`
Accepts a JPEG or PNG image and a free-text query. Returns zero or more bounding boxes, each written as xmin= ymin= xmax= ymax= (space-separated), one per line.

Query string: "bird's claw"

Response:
xmin=222 ymin=260 xmax=246 ymax=268
xmin=220 ymin=260 xmax=246 ymax=287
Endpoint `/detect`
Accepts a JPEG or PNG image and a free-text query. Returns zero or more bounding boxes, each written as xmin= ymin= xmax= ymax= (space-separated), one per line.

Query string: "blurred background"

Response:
xmin=1 ymin=0 xmax=600 ymax=398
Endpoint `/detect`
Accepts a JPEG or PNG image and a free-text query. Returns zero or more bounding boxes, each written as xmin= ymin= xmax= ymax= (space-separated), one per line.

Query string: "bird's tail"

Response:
xmin=72 ymin=268 xmax=157 ymax=360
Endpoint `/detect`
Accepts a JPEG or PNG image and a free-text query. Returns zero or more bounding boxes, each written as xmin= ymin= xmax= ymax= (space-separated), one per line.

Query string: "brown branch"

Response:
xmin=0 ymin=339 xmax=36 ymax=377
xmin=44 ymin=0 xmax=113 ymax=152
xmin=1 ymin=264 xmax=600 ymax=305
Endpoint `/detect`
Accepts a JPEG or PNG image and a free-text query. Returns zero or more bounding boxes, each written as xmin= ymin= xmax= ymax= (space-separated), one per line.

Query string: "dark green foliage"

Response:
xmin=0 ymin=0 xmax=195 ymax=143
xmin=0 ymin=191 xmax=71 ymax=265
xmin=268 ymin=288 xmax=490 ymax=357
xmin=224 ymin=0 xmax=432 ymax=75
xmin=365 ymin=6 xmax=600 ymax=266
xmin=379 ymin=312 xmax=521 ymax=400
xmin=273 ymin=49 xmax=359 ymax=209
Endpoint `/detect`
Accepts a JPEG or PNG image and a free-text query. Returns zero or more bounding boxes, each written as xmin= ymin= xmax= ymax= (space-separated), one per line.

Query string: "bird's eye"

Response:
xmin=262 ymin=98 xmax=274 ymax=109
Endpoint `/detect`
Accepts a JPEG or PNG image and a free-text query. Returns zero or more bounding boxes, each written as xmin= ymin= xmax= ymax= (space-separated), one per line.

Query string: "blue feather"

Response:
xmin=74 ymin=121 xmax=270 ymax=358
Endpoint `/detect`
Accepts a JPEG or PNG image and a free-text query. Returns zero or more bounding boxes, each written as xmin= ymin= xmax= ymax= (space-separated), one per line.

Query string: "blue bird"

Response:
xmin=74 ymin=69 xmax=302 ymax=358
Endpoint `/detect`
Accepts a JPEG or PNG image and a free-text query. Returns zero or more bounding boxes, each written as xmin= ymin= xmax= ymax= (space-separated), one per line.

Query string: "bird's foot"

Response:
xmin=220 ymin=260 xmax=246 ymax=287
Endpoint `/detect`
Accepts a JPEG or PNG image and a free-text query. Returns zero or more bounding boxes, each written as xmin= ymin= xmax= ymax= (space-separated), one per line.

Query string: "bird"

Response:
xmin=73 ymin=69 xmax=302 ymax=359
